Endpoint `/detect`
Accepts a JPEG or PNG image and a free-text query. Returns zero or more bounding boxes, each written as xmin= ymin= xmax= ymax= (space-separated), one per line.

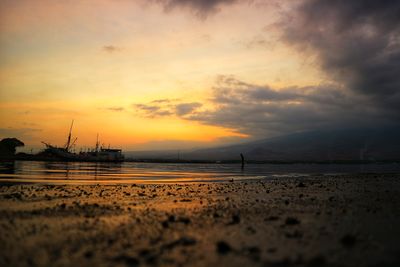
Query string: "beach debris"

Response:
xmin=162 ymin=215 xmax=190 ymax=227
xmin=177 ymin=217 xmax=191 ymax=224
xmin=242 ymin=246 xmax=261 ymax=261
xmin=227 ymin=214 xmax=241 ymax=225
xmin=285 ymin=230 xmax=303 ymax=239
xmin=307 ymin=255 xmax=326 ymax=267
xmin=84 ymin=250 xmax=93 ymax=259
xmin=340 ymin=234 xmax=357 ymax=248
xmin=168 ymin=215 xmax=176 ymax=222
xmin=216 ymin=241 xmax=232 ymax=255
xmin=138 ymin=249 xmax=158 ymax=265
xmin=265 ymin=216 xmax=280 ymax=221
xmin=112 ymin=255 xmax=140 ymax=267
xmin=285 ymin=217 xmax=300 ymax=225
xmin=161 ymin=215 xmax=175 ymax=228
xmin=161 ymin=220 xmax=169 ymax=228
xmin=297 ymin=182 xmax=306 ymax=188
xmin=3 ymin=192 xmax=22 ymax=200
xmin=162 ymin=237 xmax=197 ymax=250
xmin=246 ymin=226 xmax=257 ymax=235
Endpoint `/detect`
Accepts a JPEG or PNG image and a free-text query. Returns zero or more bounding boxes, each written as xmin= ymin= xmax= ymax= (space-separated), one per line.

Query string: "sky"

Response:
xmin=0 ymin=0 xmax=399 ymax=152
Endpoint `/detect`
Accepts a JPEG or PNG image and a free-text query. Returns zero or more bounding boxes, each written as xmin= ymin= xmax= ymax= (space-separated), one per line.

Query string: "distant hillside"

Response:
xmin=125 ymin=126 xmax=400 ymax=161
xmin=124 ymin=149 xmax=183 ymax=160
xmin=183 ymin=127 xmax=400 ymax=161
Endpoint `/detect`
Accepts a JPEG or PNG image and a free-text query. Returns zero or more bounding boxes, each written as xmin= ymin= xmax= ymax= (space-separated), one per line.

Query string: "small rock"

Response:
xmin=340 ymin=234 xmax=357 ymax=248
xmin=307 ymin=255 xmax=326 ymax=267
xmin=161 ymin=221 xmax=169 ymax=228
xmin=178 ymin=237 xmax=197 ymax=246
xmin=163 ymin=237 xmax=197 ymax=250
xmin=246 ymin=226 xmax=257 ymax=235
xmin=178 ymin=217 xmax=191 ymax=224
xmin=265 ymin=216 xmax=279 ymax=221
xmin=297 ymin=182 xmax=306 ymax=188
xmin=285 ymin=230 xmax=303 ymax=239
xmin=285 ymin=217 xmax=300 ymax=225
xmin=244 ymin=246 xmax=261 ymax=261
xmin=216 ymin=241 xmax=232 ymax=255
xmin=228 ymin=214 xmax=240 ymax=225
xmin=84 ymin=250 xmax=93 ymax=258
xmin=113 ymin=255 xmax=140 ymax=267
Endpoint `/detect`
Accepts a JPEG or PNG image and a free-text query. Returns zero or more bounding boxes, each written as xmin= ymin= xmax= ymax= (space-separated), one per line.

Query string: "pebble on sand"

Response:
xmin=216 ymin=241 xmax=232 ymax=255
xmin=340 ymin=234 xmax=357 ymax=248
xmin=285 ymin=217 xmax=301 ymax=225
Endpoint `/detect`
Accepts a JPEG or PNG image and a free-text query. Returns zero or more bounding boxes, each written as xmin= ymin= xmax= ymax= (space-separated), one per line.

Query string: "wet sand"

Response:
xmin=1 ymin=174 xmax=400 ymax=267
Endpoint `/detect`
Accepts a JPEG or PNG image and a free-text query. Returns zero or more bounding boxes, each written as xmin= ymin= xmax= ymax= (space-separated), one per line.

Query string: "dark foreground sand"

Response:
xmin=1 ymin=174 xmax=400 ymax=267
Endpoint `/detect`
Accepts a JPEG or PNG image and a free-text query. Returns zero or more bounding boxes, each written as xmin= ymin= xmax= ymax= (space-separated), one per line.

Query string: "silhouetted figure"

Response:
xmin=240 ymin=153 xmax=245 ymax=169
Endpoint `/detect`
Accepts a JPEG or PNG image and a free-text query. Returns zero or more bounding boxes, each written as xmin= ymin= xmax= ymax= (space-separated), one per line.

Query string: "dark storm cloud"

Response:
xmin=211 ymin=76 xmax=300 ymax=104
xmin=184 ymin=76 xmax=386 ymax=137
xmin=134 ymin=1 xmax=400 ymax=138
xmin=154 ymin=0 xmax=239 ymax=18
xmin=282 ymin=0 xmax=400 ymax=113
xmin=136 ymin=76 xmax=391 ymax=138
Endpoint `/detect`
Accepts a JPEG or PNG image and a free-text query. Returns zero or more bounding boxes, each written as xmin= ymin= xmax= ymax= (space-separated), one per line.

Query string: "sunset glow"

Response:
xmin=0 ymin=1 xmax=323 ymax=151
xmin=1 ymin=0 xmax=398 ymax=152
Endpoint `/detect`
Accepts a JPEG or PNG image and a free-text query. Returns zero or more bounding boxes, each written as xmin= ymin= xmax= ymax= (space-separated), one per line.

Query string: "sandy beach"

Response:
xmin=1 ymin=174 xmax=400 ymax=267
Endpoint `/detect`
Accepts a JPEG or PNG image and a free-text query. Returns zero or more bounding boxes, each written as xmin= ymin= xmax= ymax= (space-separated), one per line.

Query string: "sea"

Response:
xmin=0 ymin=160 xmax=399 ymax=184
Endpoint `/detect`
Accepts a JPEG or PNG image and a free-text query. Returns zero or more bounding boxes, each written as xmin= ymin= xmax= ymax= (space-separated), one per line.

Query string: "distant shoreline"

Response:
xmin=2 ymin=157 xmax=400 ymax=164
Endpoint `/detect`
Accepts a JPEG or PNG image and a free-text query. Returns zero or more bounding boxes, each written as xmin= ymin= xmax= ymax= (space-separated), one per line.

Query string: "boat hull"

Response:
xmin=43 ymin=146 xmax=124 ymax=162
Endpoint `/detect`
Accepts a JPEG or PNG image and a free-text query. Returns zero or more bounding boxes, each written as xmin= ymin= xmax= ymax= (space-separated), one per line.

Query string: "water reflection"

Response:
xmin=0 ymin=160 xmax=399 ymax=184
xmin=38 ymin=161 xmax=123 ymax=180
xmin=0 ymin=161 xmax=15 ymax=174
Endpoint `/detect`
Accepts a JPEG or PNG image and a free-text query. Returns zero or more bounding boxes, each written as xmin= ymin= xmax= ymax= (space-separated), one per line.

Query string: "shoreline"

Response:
xmin=4 ymin=158 xmax=400 ymax=164
xmin=2 ymin=172 xmax=400 ymax=186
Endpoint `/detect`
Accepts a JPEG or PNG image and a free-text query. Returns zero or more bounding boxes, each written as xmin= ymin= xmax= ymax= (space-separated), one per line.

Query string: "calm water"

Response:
xmin=0 ymin=160 xmax=399 ymax=184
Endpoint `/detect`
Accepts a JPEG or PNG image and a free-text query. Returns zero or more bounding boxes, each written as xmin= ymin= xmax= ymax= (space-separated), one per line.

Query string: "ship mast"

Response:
xmin=65 ymin=120 xmax=74 ymax=152
xmin=95 ymin=133 xmax=99 ymax=153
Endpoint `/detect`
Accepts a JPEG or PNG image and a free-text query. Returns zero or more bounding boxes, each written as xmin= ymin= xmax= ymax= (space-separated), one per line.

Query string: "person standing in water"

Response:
xmin=240 ymin=153 xmax=245 ymax=169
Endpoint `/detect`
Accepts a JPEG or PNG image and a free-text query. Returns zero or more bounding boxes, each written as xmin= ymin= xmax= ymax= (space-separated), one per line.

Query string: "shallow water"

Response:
xmin=0 ymin=160 xmax=399 ymax=184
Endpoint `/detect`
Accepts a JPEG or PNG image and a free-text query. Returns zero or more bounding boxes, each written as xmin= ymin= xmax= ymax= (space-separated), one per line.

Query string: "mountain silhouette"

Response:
xmin=185 ymin=126 xmax=400 ymax=161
